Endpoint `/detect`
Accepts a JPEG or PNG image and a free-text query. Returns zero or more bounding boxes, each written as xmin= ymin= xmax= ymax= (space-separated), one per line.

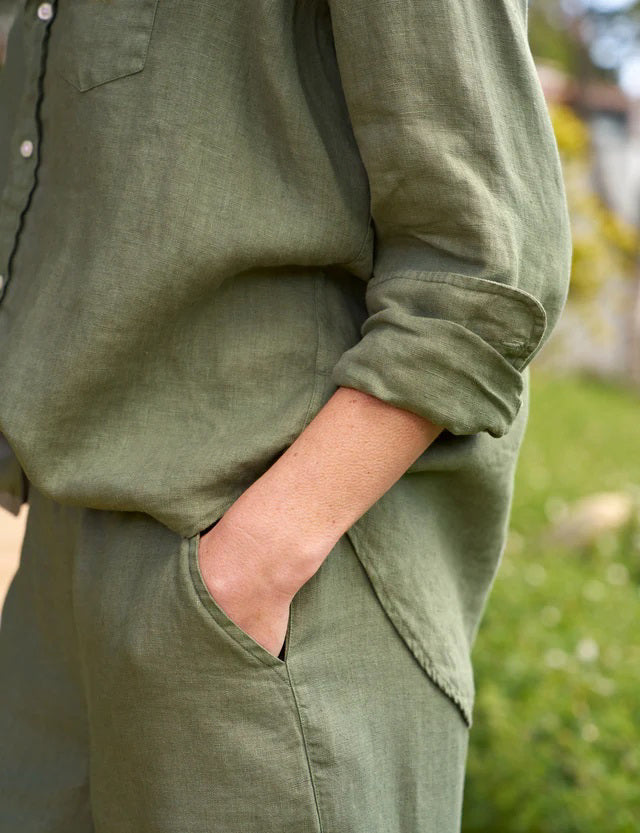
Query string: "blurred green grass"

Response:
xmin=513 ymin=371 xmax=640 ymax=534
xmin=463 ymin=369 xmax=640 ymax=833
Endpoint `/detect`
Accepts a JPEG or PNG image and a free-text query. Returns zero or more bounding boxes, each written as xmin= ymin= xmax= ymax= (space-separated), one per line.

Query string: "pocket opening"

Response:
xmin=187 ymin=526 xmax=290 ymax=671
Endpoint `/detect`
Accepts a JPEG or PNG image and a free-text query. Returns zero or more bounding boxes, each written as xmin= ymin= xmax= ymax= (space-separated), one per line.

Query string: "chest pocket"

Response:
xmin=51 ymin=0 xmax=160 ymax=92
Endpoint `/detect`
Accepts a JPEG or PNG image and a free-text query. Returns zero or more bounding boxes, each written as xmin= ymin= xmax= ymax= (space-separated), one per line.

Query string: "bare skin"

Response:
xmin=198 ymin=385 xmax=444 ymax=657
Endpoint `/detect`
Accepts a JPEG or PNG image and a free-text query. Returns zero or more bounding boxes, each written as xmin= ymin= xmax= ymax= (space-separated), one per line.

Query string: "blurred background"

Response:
xmin=1 ymin=0 xmax=639 ymax=830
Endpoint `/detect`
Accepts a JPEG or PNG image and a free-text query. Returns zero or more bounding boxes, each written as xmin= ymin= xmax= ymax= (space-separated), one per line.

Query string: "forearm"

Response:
xmin=224 ymin=385 xmax=444 ymax=592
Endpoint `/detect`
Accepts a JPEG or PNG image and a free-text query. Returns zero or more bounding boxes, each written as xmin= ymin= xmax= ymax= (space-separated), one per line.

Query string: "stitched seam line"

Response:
xmin=284 ymin=663 xmax=325 ymax=833
xmin=371 ymin=272 xmax=544 ymax=313
xmin=346 ymin=528 xmax=473 ymax=730
xmin=368 ymin=273 xmax=547 ymax=356
xmin=188 ymin=534 xmax=285 ymax=671
xmin=60 ymin=0 xmax=160 ymax=91
xmin=358 ymin=546 xmax=472 ymax=728
xmin=370 ymin=272 xmax=546 ymax=321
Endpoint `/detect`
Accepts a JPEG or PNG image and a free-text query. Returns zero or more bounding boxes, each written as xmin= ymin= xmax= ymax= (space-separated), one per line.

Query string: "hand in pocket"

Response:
xmin=197 ymin=517 xmax=293 ymax=660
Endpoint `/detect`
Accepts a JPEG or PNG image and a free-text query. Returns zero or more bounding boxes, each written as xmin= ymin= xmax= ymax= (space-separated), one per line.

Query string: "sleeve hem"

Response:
xmin=366 ymin=270 xmax=548 ymax=369
xmin=329 ymin=270 xmax=547 ymax=438
xmin=331 ymin=318 xmax=526 ymax=438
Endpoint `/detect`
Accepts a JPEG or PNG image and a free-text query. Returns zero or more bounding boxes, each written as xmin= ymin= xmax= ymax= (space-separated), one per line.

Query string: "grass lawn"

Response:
xmin=463 ymin=369 xmax=640 ymax=833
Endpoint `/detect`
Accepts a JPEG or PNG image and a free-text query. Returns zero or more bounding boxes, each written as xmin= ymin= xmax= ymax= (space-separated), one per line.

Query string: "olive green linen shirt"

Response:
xmin=0 ymin=0 xmax=572 ymax=727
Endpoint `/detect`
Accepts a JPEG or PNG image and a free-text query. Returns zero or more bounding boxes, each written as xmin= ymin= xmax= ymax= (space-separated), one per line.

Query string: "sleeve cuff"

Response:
xmin=329 ymin=270 xmax=548 ymax=438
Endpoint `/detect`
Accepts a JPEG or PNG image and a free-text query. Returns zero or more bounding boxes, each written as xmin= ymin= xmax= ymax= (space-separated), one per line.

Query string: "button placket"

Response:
xmin=0 ymin=1 xmax=56 ymax=304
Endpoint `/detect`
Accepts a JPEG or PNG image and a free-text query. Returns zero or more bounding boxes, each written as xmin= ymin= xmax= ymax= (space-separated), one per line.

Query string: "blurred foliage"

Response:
xmin=529 ymin=0 xmax=597 ymax=81
xmin=550 ymin=101 xmax=592 ymax=158
xmin=528 ymin=0 xmax=640 ymax=86
xmin=549 ymin=102 xmax=640 ymax=303
xmin=463 ymin=369 xmax=640 ymax=832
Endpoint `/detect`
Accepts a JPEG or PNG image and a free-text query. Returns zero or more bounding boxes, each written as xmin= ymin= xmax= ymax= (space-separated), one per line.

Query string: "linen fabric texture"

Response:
xmin=0 ymin=482 xmax=470 ymax=832
xmin=0 ymin=0 xmax=572 ymax=727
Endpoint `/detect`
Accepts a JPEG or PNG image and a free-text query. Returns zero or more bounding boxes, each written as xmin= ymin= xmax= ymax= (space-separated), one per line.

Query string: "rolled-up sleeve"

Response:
xmin=328 ymin=0 xmax=573 ymax=438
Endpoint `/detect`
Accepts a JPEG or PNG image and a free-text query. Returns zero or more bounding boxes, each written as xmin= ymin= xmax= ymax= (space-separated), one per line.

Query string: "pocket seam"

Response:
xmin=53 ymin=0 xmax=160 ymax=92
xmin=186 ymin=531 xmax=289 ymax=672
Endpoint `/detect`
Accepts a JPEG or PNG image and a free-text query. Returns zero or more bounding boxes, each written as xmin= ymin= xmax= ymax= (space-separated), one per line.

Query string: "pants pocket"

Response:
xmin=72 ymin=511 xmax=323 ymax=833
xmin=185 ymin=522 xmax=292 ymax=671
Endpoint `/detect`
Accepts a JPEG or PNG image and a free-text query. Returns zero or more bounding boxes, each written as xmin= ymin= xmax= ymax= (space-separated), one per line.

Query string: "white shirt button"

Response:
xmin=37 ymin=3 xmax=53 ymax=21
xmin=20 ymin=140 xmax=34 ymax=158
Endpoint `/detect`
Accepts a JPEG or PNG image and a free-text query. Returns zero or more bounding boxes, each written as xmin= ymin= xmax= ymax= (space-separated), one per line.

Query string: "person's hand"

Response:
xmin=196 ymin=511 xmax=313 ymax=658
xmin=194 ymin=385 xmax=444 ymax=660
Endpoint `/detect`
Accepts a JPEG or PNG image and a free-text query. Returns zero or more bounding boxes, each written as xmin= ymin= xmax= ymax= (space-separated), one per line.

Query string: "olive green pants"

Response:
xmin=0 ymin=483 xmax=469 ymax=832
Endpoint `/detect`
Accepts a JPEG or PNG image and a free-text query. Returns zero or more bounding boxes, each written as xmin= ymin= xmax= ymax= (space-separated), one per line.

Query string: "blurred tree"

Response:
xmin=529 ymin=0 xmax=597 ymax=81
xmin=551 ymin=101 xmax=640 ymax=304
xmin=529 ymin=0 xmax=640 ymax=94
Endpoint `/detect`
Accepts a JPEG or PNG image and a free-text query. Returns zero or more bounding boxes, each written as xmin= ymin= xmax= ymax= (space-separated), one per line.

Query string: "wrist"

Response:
xmin=215 ymin=498 xmax=333 ymax=597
